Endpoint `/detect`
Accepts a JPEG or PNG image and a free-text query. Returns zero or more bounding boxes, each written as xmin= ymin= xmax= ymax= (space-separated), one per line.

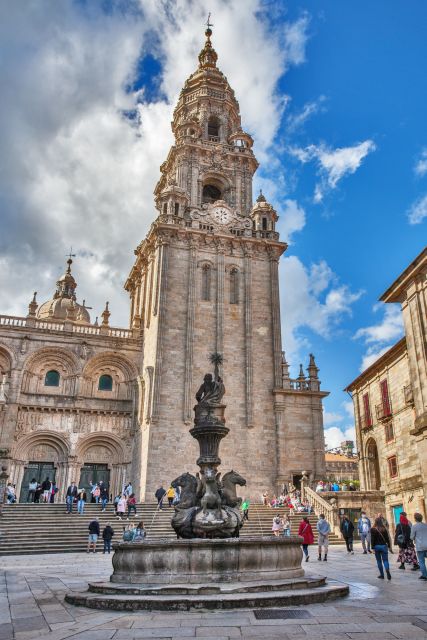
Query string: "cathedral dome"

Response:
xmin=36 ymin=297 xmax=90 ymax=323
xmin=36 ymin=258 xmax=91 ymax=324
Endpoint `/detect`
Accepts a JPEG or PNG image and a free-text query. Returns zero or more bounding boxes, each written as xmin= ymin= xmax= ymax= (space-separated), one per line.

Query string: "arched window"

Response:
xmin=98 ymin=374 xmax=113 ymax=391
xmin=230 ymin=268 xmax=239 ymax=304
xmin=44 ymin=370 xmax=60 ymax=387
xmin=262 ymin=217 xmax=268 ymax=230
xmin=202 ymin=184 xmax=221 ymax=204
xmin=208 ymin=116 xmax=220 ymax=139
xmin=163 ymin=203 xmax=167 ymax=214
xmin=201 ymin=265 xmax=211 ymax=301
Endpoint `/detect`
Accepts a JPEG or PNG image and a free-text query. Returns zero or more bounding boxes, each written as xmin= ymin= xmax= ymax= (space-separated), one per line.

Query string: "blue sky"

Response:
xmin=0 ymin=1 xmax=425 ymax=447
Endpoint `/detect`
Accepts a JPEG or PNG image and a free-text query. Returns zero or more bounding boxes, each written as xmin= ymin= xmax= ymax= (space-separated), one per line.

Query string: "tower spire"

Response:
xmin=199 ymin=14 xmax=218 ymax=68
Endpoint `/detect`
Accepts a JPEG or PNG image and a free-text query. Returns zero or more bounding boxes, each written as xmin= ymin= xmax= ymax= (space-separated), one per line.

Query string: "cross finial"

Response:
xmin=66 ymin=247 xmax=76 ymax=261
xmin=206 ymin=13 xmax=213 ymax=30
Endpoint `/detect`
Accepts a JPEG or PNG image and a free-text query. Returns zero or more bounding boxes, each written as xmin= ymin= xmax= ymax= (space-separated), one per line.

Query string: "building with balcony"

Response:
xmin=345 ymin=247 xmax=427 ymax=526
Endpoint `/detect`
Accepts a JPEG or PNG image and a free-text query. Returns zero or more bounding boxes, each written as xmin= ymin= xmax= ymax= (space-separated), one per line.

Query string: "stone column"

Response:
xmin=151 ymin=240 xmax=169 ymax=422
xmin=140 ymin=264 xmax=148 ymax=326
xmin=269 ymin=250 xmax=283 ymax=388
xmin=244 ymin=247 xmax=253 ymax=427
xmin=183 ymin=240 xmax=197 ymax=422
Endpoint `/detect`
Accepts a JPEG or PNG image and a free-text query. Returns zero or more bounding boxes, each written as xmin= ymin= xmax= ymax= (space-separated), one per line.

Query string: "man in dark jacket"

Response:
xmin=87 ymin=518 xmax=100 ymax=553
xmin=340 ymin=515 xmax=355 ymax=554
xmin=155 ymin=485 xmax=166 ymax=510
xmin=66 ymin=482 xmax=78 ymax=513
xmin=100 ymin=484 xmax=109 ymax=512
xmin=102 ymin=523 xmax=114 ymax=554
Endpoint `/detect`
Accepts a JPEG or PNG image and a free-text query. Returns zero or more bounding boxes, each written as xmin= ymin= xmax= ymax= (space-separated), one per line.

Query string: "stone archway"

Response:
xmin=366 ymin=438 xmax=381 ymax=490
xmin=76 ymin=433 xmax=130 ymax=498
xmin=11 ymin=431 xmax=70 ymax=502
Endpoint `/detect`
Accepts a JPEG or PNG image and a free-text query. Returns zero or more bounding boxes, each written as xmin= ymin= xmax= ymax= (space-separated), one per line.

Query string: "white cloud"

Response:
xmin=324 ymin=425 xmax=356 ymax=450
xmin=414 ymin=149 xmax=427 ymax=177
xmin=290 ymin=140 xmax=376 ymax=203
xmin=286 ymin=95 xmax=327 ymax=132
xmin=354 ymin=304 xmax=404 ymax=371
xmin=0 ymin=1 xmax=310 ymax=325
xmin=280 ymin=199 xmax=306 ymax=243
xmin=342 ymin=400 xmax=354 ymax=420
xmin=280 ymin=255 xmax=363 ymax=364
xmin=407 ymin=193 xmax=427 ymax=224
xmin=323 ymin=411 xmax=344 ymax=426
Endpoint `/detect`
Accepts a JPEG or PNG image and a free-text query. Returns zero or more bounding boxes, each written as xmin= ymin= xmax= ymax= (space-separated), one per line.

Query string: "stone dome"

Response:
xmin=36 ymin=298 xmax=91 ymax=323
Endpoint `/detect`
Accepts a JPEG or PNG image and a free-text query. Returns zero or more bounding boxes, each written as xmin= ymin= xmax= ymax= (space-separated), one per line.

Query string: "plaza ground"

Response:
xmin=0 ymin=543 xmax=426 ymax=640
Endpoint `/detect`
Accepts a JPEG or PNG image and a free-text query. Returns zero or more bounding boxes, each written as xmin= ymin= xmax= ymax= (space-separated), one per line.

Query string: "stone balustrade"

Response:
xmin=0 ymin=314 xmax=136 ymax=339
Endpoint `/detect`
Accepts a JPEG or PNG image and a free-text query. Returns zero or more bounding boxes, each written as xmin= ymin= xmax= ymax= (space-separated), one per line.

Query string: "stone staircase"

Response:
xmin=0 ymin=503 xmax=343 ymax=555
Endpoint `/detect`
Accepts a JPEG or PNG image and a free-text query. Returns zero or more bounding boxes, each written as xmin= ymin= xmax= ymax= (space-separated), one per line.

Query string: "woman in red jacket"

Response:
xmin=298 ymin=516 xmax=315 ymax=562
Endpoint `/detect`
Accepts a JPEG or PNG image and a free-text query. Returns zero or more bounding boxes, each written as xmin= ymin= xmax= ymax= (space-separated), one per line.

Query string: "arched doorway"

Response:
xmin=16 ymin=433 xmax=69 ymax=502
xmin=76 ymin=433 xmax=129 ymax=498
xmin=366 ymin=438 xmax=381 ymax=490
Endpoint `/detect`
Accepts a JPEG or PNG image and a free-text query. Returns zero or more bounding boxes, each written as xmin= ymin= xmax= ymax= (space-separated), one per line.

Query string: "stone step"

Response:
xmin=65 ymin=583 xmax=350 ymax=611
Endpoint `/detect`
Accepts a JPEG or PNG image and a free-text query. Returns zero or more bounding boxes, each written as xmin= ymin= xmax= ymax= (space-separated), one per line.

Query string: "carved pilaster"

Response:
xmin=269 ymin=249 xmax=283 ymax=388
xmin=183 ymin=240 xmax=197 ymax=422
xmin=244 ymin=247 xmax=253 ymax=427
xmin=216 ymin=244 xmax=225 ymax=360
xmin=151 ymin=241 xmax=169 ymax=422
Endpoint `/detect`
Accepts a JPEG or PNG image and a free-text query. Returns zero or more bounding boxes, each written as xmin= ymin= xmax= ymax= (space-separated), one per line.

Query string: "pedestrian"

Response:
xmin=34 ymin=483 xmax=42 ymax=503
xmin=6 ymin=483 xmax=16 ymax=503
xmin=49 ymin=482 xmax=58 ymax=503
xmin=371 ymin=516 xmax=392 ymax=580
xmin=241 ymin=498 xmax=250 ymax=521
xmin=65 ymin=481 xmax=78 ymax=514
xmin=358 ymin=511 xmax=372 ymax=554
xmin=77 ymin=488 xmax=87 ymax=515
xmin=298 ymin=516 xmax=314 ymax=562
xmin=262 ymin=491 xmax=269 ymax=506
xmin=116 ymin=494 xmax=127 ymax=520
xmin=87 ymin=517 xmax=100 ymax=553
xmin=124 ymin=482 xmax=133 ymax=497
xmin=100 ymin=484 xmax=109 ymax=512
xmin=155 ymin=485 xmax=166 ymax=510
xmin=282 ymin=514 xmax=291 ymax=537
xmin=113 ymin=493 xmax=121 ymax=515
xmin=376 ymin=512 xmax=389 ymax=529
xmin=395 ymin=512 xmax=419 ymax=571
xmin=127 ymin=493 xmax=137 ymax=518
xmin=102 ymin=522 xmax=114 ymax=554
xmin=27 ymin=478 xmax=37 ymax=503
xmin=166 ymin=486 xmax=175 ymax=507
xmin=272 ymin=514 xmax=282 ymax=537
xmin=133 ymin=520 xmax=146 ymax=541
xmin=41 ymin=477 xmax=51 ymax=503
xmin=340 ymin=515 xmax=355 ymax=554
xmin=410 ymin=512 xmax=427 ymax=581
xmin=317 ymin=514 xmax=330 ymax=561
xmin=93 ymin=484 xmax=101 ymax=504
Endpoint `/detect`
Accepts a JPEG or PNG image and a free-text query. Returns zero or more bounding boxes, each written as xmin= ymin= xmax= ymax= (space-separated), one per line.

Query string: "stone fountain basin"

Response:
xmin=109 ymin=535 xmax=304 ymax=584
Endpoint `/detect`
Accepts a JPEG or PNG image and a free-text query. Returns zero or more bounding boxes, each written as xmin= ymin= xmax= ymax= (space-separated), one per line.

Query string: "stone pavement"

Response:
xmin=0 ymin=543 xmax=426 ymax=640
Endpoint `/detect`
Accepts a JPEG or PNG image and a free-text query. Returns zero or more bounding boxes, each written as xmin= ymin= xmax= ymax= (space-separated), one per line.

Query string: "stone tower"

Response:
xmin=125 ymin=27 xmax=327 ymax=499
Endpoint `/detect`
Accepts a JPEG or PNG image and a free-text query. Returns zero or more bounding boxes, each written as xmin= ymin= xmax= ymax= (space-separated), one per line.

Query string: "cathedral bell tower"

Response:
xmin=125 ymin=26 xmax=324 ymax=500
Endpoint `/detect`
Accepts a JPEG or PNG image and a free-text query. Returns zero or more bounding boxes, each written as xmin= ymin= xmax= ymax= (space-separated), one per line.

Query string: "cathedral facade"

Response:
xmin=0 ymin=29 xmax=327 ymax=502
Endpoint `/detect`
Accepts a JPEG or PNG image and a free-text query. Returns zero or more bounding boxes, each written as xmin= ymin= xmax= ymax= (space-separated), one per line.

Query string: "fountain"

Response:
xmin=66 ymin=354 xmax=348 ymax=610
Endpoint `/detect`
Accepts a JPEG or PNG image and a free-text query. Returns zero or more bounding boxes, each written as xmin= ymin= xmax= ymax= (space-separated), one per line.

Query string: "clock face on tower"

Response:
xmin=212 ymin=206 xmax=232 ymax=225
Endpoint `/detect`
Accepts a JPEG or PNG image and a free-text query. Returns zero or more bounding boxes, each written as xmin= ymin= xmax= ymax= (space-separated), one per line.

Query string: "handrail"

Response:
xmin=302 ymin=486 xmax=338 ymax=534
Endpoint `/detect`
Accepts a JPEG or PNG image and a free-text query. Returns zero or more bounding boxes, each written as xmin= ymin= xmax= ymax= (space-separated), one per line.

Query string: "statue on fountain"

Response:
xmin=171 ymin=353 xmax=246 ymax=539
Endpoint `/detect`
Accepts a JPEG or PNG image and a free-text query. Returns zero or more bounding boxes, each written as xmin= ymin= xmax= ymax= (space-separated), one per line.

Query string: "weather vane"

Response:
xmin=206 ymin=13 xmax=213 ymax=29
xmin=66 ymin=247 xmax=76 ymax=261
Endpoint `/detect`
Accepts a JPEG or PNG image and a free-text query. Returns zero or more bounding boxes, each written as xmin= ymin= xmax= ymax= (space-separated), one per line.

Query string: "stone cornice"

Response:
xmin=380 ymin=246 xmax=427 ymax=303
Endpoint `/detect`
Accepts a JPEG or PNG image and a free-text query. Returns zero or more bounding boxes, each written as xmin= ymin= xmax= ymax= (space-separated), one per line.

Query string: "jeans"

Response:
xmin=374 ymin=544 xmax=390 ymax=575
xmin=283 ymin=529 xmax=290 ymax=537
xmin=360 ymin=532 xmax=371 ymax=552
xmin=103 ymin=539 xmax=111 ymax=554
xmin=344 ymin=536 xmax=353 ymax=552
xmin=101 ymin=498 xmax=108 ymax=510
xmin=66 ymin=495 xmax=73 ymax=513
xmin=128 ymin=505 xmax=137 ymax=517
xmin=302 ymin=544 xmax=309 ymax=557
xmin=27 ymin=490 xmax=35 ymax=503
xmin=77 ymin=500 xmax=85 ymax=514
xmin=417 ymin=549 xmax=427 ymax=578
